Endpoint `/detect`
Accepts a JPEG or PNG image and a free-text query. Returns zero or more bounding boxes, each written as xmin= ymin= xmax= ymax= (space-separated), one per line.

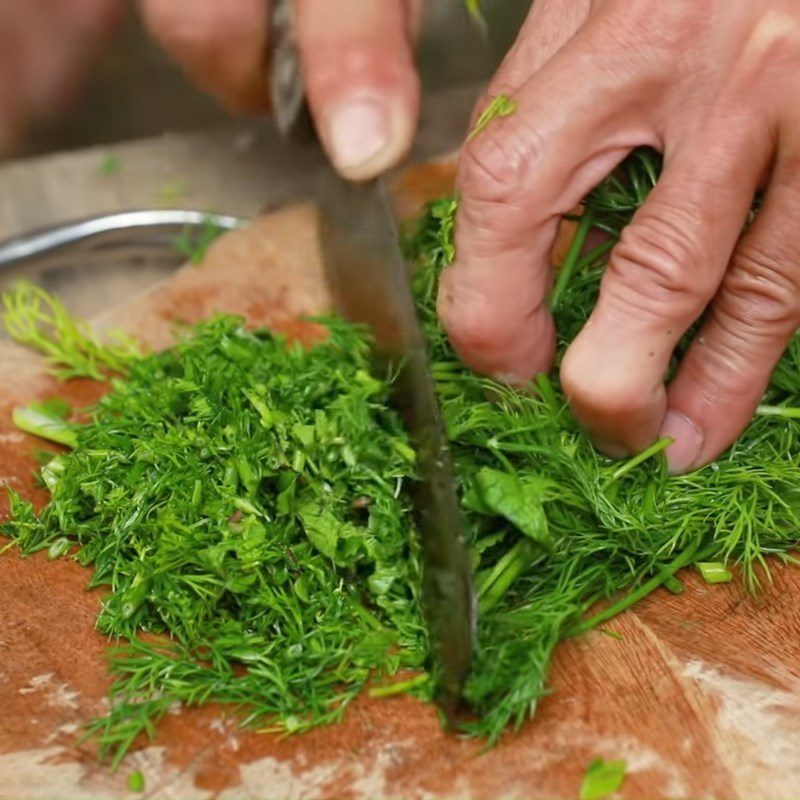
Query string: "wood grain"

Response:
xmin=1 ymin=157 xmax=800 ymax=800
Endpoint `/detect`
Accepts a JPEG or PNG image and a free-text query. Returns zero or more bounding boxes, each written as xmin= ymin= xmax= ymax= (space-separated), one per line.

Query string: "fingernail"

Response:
xmin=594 ymin=438 xmax=630 ymax=460
xmin=326 ymin=97 xmax=391 ymax=172
xmin=660 ymin=411 xmax=704 ymax=474
xmin=493 ymin=372 xmax=526 ymax=387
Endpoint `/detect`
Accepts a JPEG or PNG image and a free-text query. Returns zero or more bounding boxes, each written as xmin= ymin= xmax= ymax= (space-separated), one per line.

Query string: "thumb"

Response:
xmin=295 ymin=0 xmax=420 ymax=181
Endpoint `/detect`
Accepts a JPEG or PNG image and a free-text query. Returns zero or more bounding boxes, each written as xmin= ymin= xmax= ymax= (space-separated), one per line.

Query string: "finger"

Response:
xmin=660 ymin=154 xmax=800 ymax=473
xmin=560 ymin=129 xmax=770 ymax=457
xmin=486 ymin=0 xmax=590 ymax=96
xmin=439 ymin=24 xmax=652 ymax=383
xmin=140 ymin=0 xmax=269 ymax=112
xmin=295 ymin=0 xmax=420 ymax=181
xmin=0 ymin=0 xmax=121 ymax=151
xmin=464 ymin=0 xmax=590 ymax=139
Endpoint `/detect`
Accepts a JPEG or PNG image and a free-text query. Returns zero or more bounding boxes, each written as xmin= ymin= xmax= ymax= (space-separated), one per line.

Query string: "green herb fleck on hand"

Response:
xmin=467 ymin=95 xmax=518 ymax=142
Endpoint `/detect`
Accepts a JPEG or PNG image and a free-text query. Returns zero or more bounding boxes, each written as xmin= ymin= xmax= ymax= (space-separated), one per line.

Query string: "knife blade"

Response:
xmin=269 ymin=0 xmax=476 ymax=706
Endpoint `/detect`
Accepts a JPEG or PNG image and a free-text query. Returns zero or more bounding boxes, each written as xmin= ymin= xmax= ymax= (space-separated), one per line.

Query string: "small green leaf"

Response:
xmin=697 ymin=562 xmax=733 ymax=584
xmin=473 ymin=467 xmax=553 ymax=548
xmin=297 ymin=500 xmax=340 ymax=560
xmin=47 ymin=537 xmax=71 ymax=559
xmin=580 ymin=758 xmax=627 ymax=800
xmin=41 ymin=455 xmax=67 ymax=493
xmin=98 ymin=154 xmax=121 ymax=176
xmin=127 ymin=770 xmax=145 ymax=792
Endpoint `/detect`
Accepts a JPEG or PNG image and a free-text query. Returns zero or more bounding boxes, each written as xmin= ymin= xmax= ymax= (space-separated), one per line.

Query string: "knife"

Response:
xmin=269 ymin=0 xmax=476 ymax=707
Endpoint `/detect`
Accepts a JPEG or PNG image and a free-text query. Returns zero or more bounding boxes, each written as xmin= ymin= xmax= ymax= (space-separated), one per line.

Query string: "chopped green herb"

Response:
xmin=580 ymin=758 xmax=627 ymax=800
xmin=158 ymin=179 xmax=187 ymax=206
xmin=2 ymin=282 xmax=141 ymax=380
xmin=463 ymin=0 xmax=487 ymax=32
xmin=467 ymin=95 xmax=518 ymax=142
xmin=127 ymin=770 xmax=145 ymax=792
xmin=697 ymin=562 xmax=733 ymax=584
xmin=369 ymin=672 xmax=431 ymax=698
xmin=12 ymin=405 xmax=76 ymax=448
xmin=98 ymin=155 xmax=121 ymax=176
xmin=663 ymin=575 xmax=685 ymax=595
xmin=173 ymin=216 xmax=226 ymax=265
xmin=3 ymin=147 xmax=800 ymax=758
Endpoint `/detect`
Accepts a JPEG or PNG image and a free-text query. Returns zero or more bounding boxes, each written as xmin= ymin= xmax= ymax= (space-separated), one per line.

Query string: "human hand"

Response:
xmin=0 ymin=0 xmax=122 ymax=154
xmin=141 ymin=0 xmax=422 ymax=181
xmin=439 ymin=0 xmax=800 ymax=473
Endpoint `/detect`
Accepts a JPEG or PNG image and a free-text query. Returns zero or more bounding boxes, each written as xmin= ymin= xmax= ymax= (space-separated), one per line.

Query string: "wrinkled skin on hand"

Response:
xmin=0 ymin=0 xmax=122 ymax=154
xmin=140 ymin=0 xmax=422 ymax=181
xmin=439 ymin=0 xmax=800 ymax=474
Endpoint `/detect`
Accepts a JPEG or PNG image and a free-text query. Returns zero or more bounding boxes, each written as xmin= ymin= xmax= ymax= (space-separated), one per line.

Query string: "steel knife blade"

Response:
xmin=269 ymin=0 xmax=476 ymax=705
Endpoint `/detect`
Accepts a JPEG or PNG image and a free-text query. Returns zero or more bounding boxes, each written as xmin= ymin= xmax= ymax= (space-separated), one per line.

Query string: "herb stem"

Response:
xmin=551 ymin=208 xmax=595 ymax=311
xmin=368 ymin=672 xmax=430 ymax=698
xmin=565 ymin=538 xmax=714 ymax=637
xmin=609 ymin=437 xmax=672 ymax=483
xmin=756 ymin=405 xmax=800 ymax=419
xmin=575 ymin=238 xmax=616 ymax=271
xmin=12 ymin=406 xmax=77 ymax=447
xmin=535 ymin=373 xmax=561 ymax=415
xmin=478 ymin=540 xmax=534 ymax=613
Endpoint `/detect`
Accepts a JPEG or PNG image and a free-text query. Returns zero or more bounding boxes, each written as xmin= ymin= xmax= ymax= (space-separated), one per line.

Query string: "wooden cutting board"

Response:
xmin=2 ymin=156 xmax=800 ymax=800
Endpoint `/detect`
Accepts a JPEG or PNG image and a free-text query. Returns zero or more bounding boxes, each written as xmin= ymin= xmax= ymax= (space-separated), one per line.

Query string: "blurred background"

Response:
xmin=16 ymin=1 xmax=529 ymax=160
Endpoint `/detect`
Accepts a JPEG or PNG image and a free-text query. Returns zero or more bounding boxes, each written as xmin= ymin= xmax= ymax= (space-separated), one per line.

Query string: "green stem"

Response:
xmin=12 ymin=406 xmax=77 ymax=448
xmin=368 ymin=672 xmax=430 ymax=698
xmin=575 ymin=238 xmax=615 ymax=271
xmin=551 ymin=208 xmax=595 ymax=311
xmin=478 ymin=539 xmax=534 ymax=613
xmin=609 ymin=437 xmax=672 ymax=483
xmin=535 ymin=373 xmax=561 ymax=415
xmin=756 ymin=405 xmax=800 ymax=419
xmin=565 ymin=538 xmax=715 ymax=637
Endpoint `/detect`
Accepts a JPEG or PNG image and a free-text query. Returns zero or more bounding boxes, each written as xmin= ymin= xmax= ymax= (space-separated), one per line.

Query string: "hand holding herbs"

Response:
xmin=4 ymin=152 xmax=800 ymax=765
xmin=442 ymin=0 xmax=800 ymax=476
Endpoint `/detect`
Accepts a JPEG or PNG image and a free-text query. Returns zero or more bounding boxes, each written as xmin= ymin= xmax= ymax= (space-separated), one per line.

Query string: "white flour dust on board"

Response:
xmin=18 ymin=672 xmax=80 ymax=711
xmin=683 ymin=659 xmax=800 ymax=798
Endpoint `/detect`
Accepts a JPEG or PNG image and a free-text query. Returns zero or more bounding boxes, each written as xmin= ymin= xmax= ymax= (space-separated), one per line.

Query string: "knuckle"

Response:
xmin=723 ymin=242 xmax=800 ymax=333
xmin=437 ymin=276 xmax=511 ymax=355
xmin=744 ymin=10 xmax=800 ymax=74
xmin=695 ymin=308 xmax=766 ymax=388
xmin=458 ymin=107 xmax=540 ymax=206
xmin=608 ymin=209 xmax=714 ymax=315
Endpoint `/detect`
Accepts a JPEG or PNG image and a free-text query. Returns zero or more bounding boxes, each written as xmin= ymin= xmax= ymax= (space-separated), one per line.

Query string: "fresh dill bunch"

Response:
xmin=403 ymin=148 xmax=800 ymax=739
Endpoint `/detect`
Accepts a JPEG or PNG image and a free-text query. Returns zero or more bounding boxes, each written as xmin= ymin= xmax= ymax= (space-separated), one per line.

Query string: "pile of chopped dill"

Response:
xmin=3 ymin=149 xmax=800 ymax=762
